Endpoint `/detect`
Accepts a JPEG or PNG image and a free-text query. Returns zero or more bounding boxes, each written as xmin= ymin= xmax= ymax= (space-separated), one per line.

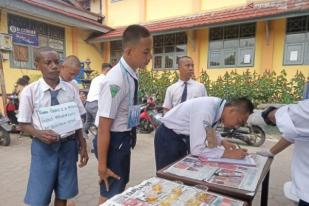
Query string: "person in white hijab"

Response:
xmin=259 ymin=100 xmax=309 ymax=206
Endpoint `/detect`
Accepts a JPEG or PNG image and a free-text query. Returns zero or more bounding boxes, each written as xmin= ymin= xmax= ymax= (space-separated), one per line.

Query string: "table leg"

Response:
xmin=261 ymin=171 xmax=270 ymax=206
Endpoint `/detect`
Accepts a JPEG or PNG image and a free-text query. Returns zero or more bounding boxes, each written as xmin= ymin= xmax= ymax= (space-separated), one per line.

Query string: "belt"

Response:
xmin=59 ymin=134 xmax=75 ymax=143
xmin=31 ymin=134 xmax=75 ymax=143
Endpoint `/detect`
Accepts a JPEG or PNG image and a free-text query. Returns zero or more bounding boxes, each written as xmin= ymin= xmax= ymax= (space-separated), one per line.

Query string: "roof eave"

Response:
xmin=89 ymin=7 xmax=309 ymax=42
xmin=22 ymin=0 xmax=103 ymax=22
xmin=0 ymin=0 xmax=111 ymax=33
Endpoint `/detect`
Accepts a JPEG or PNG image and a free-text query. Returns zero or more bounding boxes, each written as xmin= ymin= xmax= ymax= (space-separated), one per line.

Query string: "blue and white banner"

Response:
xmin=9 ymin=25 xmax=38 ymax=46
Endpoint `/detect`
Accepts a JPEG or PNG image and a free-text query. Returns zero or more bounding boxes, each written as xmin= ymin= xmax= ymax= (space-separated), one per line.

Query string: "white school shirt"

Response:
xmin=86 ymin=74 xmax=106 ymax=102
xmin=18 ymin=78 xmax=83 ymax=136
xmin=59 ymin=76 xmax=80 ymax=94
xmin=70 ymin=79 xmax=80 ymax=93
xmin=163 ymin=79 xmax=207 ymax=110
xmin=162 ymin=97 xmax=226 ymax=158
xmin=95 ymin=57 xmax=137 ymax=132
xmin=275 ymin=100 xmax=309 ymax=202
xmin=59 ymin=77 xmax=85 ymax=115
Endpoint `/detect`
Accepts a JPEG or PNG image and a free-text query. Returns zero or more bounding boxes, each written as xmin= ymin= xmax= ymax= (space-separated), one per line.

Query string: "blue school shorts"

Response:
xmin=93 ymin=131 xmax=131 ymax=198
xmin=154 ymin=124 xmax=190 ymax=171
xmin=24 ymin=136 xmax=78 ymax=206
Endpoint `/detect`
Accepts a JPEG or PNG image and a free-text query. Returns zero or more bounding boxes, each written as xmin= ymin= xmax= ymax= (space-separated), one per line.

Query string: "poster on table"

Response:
xmin=164 ymin=155 xmax=268 ymax=192
xmin=102 ymin=177 xmax=245 ymax=206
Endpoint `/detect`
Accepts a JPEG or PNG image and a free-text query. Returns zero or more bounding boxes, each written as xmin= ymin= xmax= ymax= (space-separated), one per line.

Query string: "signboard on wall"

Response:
xmin=0 ymin=33 xmax=12 ymax=51
xmin=9 ymin=25 xmax=38 ymax=46
xmin=48 ymin=39 xmax=64 ymax=50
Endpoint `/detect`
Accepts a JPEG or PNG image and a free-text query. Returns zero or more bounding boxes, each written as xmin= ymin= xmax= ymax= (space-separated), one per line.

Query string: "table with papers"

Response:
xmin=101 ymin=177 xmax=248 ymax=206
xmin=157 ymin=155 xmax=272 ymax=206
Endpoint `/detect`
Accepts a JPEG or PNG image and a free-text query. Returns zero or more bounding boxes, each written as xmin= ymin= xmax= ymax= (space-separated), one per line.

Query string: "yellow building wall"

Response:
xmin=202 ymin=0 xmax=247 ymax=11
xmin=146 ymin=0 xmax=194 ymax=22
xmin=70 ymin=28 xmax=104 ymax=73
xmin=104 ymin=0 xmax=141 ymax=27
xmin=104 ymin=0 xmax=249 ymax=24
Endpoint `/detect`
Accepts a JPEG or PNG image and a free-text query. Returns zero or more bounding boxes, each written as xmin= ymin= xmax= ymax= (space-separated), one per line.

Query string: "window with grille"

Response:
xmin=208 ymin=23 xmax=256 ymax=68
xmin=284 ymin=16 xmax=309 ymax=65
xmin=110 ymin=40 xmax=122 ymax=66
xmin=153 ymin=32 xmax=187 ymax=70
xmin=8 ymin=14 xmax=65 ymax=69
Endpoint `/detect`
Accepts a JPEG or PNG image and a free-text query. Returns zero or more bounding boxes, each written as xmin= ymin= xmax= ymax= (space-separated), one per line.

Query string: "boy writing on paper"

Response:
xmin=154 ymin=97 xmax=253 ymax=170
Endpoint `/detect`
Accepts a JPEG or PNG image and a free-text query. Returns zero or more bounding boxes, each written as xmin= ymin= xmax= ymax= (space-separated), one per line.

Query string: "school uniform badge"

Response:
xmin=110 ymin=85 xmax=120 ymax=97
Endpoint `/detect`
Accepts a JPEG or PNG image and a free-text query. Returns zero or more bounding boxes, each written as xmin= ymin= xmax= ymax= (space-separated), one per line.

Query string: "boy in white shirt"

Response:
xmin=259 ymin=101 xmax=309 ymax=206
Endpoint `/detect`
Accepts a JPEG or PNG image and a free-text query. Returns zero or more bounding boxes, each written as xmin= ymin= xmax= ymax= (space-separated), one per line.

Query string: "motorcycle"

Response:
xmin=0 ymin=113 xmax=12 ymax=146
xmin=138 ymin=96 xmax=163 ymax=133
xmin=217 ymin=124 xmax=266 ymax=147
xmin=0 ymin=95 xmax=29 ymax=146
xmin=6 ymin=94 xmax=19 ymax=124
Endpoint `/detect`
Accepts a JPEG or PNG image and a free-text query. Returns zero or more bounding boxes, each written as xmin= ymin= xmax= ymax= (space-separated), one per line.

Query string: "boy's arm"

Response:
xmin=19 ymin=123 xmax=59 ymax=144
xmin=257 ymin=137 xmax=291 ymax=157
xmin=97 ymin=117 xmax=120 ymax=191
xmin=270 ymin=138 xmax=291 ymax=155
xmin=205 ymin=128 xmax=217 ymax=148
xmin=198 ymin=129 xmax=247 ymax=159
xmin=76 ymin=128 xmax=88 ymax=167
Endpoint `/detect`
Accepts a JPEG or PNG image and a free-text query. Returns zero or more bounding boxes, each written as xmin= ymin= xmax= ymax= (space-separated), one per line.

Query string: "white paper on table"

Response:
xmin=36 ymin=101 xmax=82 ymax=137
xmin=243 ymin=54 xmax=251 ymax=64
xmin=290 ymin=51 xmax=298 ymax=61
xmin=205 ymin=155 xmax=256 ymax=167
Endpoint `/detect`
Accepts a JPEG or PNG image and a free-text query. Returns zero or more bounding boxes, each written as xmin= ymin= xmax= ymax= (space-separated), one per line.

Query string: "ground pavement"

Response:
xmin=0 ymin=132 xmax=295 ymax=206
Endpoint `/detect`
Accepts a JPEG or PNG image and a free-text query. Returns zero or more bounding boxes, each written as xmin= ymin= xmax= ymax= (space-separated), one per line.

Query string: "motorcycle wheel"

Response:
xmin=138 ymin=119 xmax=154 ymax=134
xmin=0 ymin=128 xmax=11 ymax=146
xmin=246 ymin=125 xmax=265 ymax=147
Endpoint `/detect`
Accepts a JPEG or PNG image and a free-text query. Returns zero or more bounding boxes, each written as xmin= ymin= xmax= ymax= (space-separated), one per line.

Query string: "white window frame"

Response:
xmin=283 ymin=15 xmax=309 ymax=66
xmin=153 ymin=32 xmax=187 ymax=70
xmin=208 ymin=23 xmax=256 ymax=69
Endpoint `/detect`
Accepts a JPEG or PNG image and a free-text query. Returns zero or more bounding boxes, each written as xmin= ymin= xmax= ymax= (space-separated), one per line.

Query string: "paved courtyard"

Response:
xmin=0 ymin=132 xmax=295 ymax=206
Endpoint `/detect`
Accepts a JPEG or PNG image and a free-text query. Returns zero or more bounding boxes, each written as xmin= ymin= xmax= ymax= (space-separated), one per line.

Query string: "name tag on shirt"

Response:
xmin=36 ymin=102 xmax=82 ymax=137
xmin=128 ymin=105 xmax=140 ymax=129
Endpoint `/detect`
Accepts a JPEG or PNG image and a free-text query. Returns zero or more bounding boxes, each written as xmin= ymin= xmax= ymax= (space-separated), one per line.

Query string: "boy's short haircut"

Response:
xmin=22 ymin=75 xmax=30 ymax=83
xmin=122 ymin=24 xmax=150 ymax=48
xmin=102 ymin=63 xmax=112 ymax=71
xmin=63 ymin=55 xmax=81 ymax=68
xmin=34 ymin=47 xmax=57 ymax=62
xmin=225 ymin=97 xmax=254 ymax=114
xmin=17 ymin=77 xmax=28 ymax=86
xmin=177 ymin=56 xmax=192 ymax=65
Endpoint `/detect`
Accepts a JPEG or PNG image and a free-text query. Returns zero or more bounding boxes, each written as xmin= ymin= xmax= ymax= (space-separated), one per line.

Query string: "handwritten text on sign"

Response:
xmin=37 ymin=102 xmax=81 ymax=136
